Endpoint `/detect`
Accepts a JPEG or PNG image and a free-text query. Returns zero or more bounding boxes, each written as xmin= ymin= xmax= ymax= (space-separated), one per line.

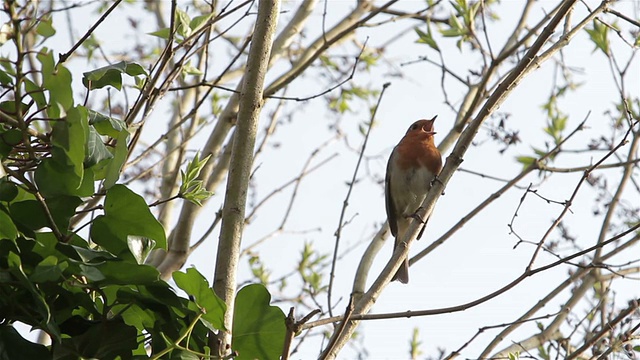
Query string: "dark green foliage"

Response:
xmin=0 ymin=2 xmax=285 ymax=359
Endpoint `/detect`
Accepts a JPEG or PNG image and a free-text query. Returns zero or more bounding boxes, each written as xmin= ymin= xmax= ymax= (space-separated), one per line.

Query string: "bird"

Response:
xmin=385 ymin=116 xmax=443 ymax=283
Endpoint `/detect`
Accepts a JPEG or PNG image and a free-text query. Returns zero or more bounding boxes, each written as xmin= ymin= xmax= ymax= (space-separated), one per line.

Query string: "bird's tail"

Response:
xmin=392 ymin=257 xmax=409 ymax=284
xmin=392 ymin=223 xmax=410 ymax=284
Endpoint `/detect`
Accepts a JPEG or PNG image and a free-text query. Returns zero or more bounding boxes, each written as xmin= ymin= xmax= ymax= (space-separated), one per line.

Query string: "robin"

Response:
xmin=385 ymin=117 xmax=442 ymax=283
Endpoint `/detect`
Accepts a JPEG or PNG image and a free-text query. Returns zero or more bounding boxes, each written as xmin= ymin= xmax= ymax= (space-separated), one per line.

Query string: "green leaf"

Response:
xmin=179 ymin=152 xmax=213 ymax=206
xmin=55 ymin=106 xmax=88 ymax=176
xmin=173 ymin=268 xmax=226 ymax=330
xmin=175 ymin=8 xmax=192 ymax=38
xmin=82 ymin=60 xmax=146 ymax=91
xmin=0 ymin=69 xmax=12 ymax=85
xmin=168 ymin=349 xmax=200 ymax=360
xmin=81 ymin=34 xmax=101 ymax=61
xmin=37 ymin=49 xmax=73 ymax=114
xmin=415 ymin=26 xmax=439 ymax=51
xmin=83 ymin=61 xmax=126 ymax=90
xmin=46 ymin=196 xmax=83 ymax=233
xmin=90 ymin=184 xmax=166 ymax=258
xmin=190 ymin=14 xmax=213 ymax=32
xmin=36 ymin=16 xmax=56 ymax=39
xmin=0 ymin=178 xmax=18 ymax=202
xmin=125 ymin=62 xmax=147 ymax=77
xmin=85 ymin=126 xmax=114 ymax=168
xmin=91 ymin=260 xmax=160 ymax=285
xmin=23 ymin=78 xmax=47 ymax=111
xmin=0 ymin=128 xmax=21 ymax=159
xmin=148 ymin=28 xmax=170 ymax=40
xmin=585 ymin=20 xmax=609 ymax=55
xmin=53 ymin=319 xmax=137 ymax=359
xmin=0 ymin=325 xmax=51 ymax=360
xmin=0 ymin=101 xmax=30 ymax=117
xmin=103 ymin=130 xmax=129 ymax=188
xmin=441 ymin=11 xmax=465 ymax=38
xmin=34 ymin=159 xmax=82 ymax=197
xmin=516 ymin=156 xmax=536 ymax=168
xmin=181 ymin=60 xmax=203 ymax=76
xmin=0 ymin=209 xmax=18 ymax=239
xmin=29 ymin=255 xmax=68 ymax=283
xmin=115 ymin=301 xmax=156 ymax=330
xmin=9 ymin=200 xmax=48 ymax=231
xmin=9 ymin=196 xmax=81 ymax=235
xmin=88 ymin=110 xmax=126 ymax=138
xmin=5 ymin=251 xmax=58 ymax=338
xmin=232 ymin=284 xmax=285 ymax=360
xmin=35 ymin=106 xmax=88 ymax=196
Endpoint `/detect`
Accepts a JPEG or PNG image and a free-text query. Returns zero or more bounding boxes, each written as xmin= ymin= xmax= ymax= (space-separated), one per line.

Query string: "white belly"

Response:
xmin=389 ymin=165 xmax=434 ymax=216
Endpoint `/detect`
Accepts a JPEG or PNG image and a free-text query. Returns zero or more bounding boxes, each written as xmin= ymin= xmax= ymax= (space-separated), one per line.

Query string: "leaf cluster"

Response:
xmin=0 ymin=3 xmax=284 ymax=359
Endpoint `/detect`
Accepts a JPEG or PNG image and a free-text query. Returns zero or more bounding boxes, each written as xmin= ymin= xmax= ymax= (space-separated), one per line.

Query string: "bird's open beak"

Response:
xmin=421 ymin=127 xmax=436 ymax=135
xmin=425 ymin=115 xmax=437 ymax=135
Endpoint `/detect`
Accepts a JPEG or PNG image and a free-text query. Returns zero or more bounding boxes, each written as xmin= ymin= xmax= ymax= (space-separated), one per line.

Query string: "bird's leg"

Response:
xmin=431 ymin=176 xmax=443 ymax=186
xmin=406 ymin=207 xmax=425 ymax=224
xmin=431 ymin=176 xmax=445 ymax=195
xmin=406 ymin=207 xmax=430 ymax=240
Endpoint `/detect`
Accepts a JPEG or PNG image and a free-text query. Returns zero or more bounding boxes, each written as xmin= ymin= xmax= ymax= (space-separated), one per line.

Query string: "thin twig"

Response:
xmin=326 ymin=82 xmax=390 ymax=317
xmin=58 ymin=0 xmax=123 ymax=63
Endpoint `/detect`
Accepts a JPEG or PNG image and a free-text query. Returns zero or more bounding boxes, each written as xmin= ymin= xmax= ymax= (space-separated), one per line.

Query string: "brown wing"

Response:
xmin=385 ymin=149 xmax=398 ymax=237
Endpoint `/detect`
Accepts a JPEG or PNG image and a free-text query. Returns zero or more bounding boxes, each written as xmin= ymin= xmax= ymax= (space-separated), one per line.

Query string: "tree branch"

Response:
xmin=211 ymin=0 xmax=280 ymax=356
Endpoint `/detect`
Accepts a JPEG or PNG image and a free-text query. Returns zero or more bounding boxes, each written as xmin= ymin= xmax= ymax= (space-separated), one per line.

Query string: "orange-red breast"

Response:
xmin=385 ymin=117 xmax=442 ymax=283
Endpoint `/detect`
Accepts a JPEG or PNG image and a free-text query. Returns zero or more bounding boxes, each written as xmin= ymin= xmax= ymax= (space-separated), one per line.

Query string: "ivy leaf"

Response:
xmin=0 ymin=178 xmax=18 ymax=202
xmin=103 ymin=130 xmax=129 ymax=189
xmin=232 ymin=284 xmax=286 ymax=360
xmin=173 ymin=268 xmax=226 ymax=330
xmin=29 ymin=255 xmax=69 ymax=283
xmin=0 ymin=325 xmax=50 ymax=360
xmin=23 ymin=78 xmax=47 ymax=111
xmin=85 ymin=126 xmax=114 ymax=168
xmin=82 ymin=60 xmax=148 ymax=91
xmin=5 ymin=252 xmax=59 ymax=339
xmin=53 ymin=319 xmax=137 ymax=359
xmin=88 ymin=110 xmax=126 ymax=138
xmin=36 ymin=16 xmax=56 ymax=39
xmin=35 ymin=106 xmax=88 ymax=197
xmin=0 ymin=127 xmax=22 ymax=159
xmin=9 ymin=196 xmax=82 ymax=235
xmin=0 ymin=209 xmax=18 ymax=239
xmin=90 ymin=184 xmax=167 ymax=259
xmin=37 ymin=49 xmax=73 ymax=115
xmin=53 ymin=106 xmax=88 ymax=180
